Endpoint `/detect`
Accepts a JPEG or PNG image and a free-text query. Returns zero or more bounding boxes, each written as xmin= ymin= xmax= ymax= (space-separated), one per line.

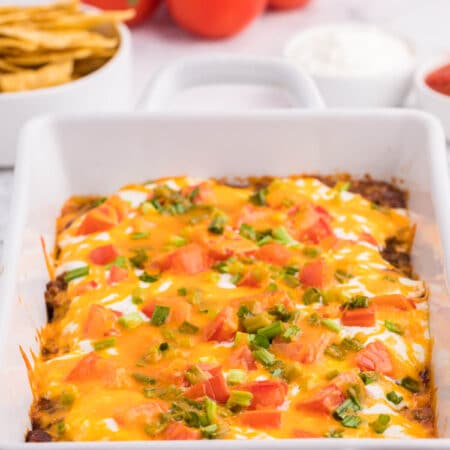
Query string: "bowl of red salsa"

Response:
xmin=416 ymin=58 xmax=450 ymax=140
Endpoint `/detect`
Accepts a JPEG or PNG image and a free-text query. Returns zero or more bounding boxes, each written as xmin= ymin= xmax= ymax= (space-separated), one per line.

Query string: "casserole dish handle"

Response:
xmin=138 ymin=55 xmax=324 ymax=111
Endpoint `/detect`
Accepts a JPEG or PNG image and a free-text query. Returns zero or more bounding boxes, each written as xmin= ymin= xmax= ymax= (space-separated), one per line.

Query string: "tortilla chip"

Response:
xmin=5 ymin=48 xmax=92 ymax=66
xmin=0 ymin=59 xmax=21 ymax=72
xmin=0 ymin=60 xmax=73 ymax=92
xmin=73 ymin=57 xmax=108 ymax=77
xmin=0 ymin=37 xmax=39 ymax=52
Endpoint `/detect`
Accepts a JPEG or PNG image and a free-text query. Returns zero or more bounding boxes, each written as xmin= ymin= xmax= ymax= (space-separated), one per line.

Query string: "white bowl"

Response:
xmin=415 ymin=56 xmax=450 ymax=141
xmin=0 ymin=22 xmax=132 ymax=167
xmin=284 ymin=24 xmax=416 ymax=108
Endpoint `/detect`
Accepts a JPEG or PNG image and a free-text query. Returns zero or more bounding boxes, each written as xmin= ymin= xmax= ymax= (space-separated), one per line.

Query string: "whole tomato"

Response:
xmin=269 ymin=0 xmax=311 ymax=10
xmin=82 ymin=0 xmax=160 ymax=26
xmin=167 ymin=0 xmax=268 ymax=39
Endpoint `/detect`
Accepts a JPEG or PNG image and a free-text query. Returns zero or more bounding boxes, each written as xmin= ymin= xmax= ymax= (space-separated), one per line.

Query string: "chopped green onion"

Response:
xmin=253 ymin=348 xmax=276 ymax=366
xmin=64 ymin=266 xmax=89 ymax=282
xmin=282 ymin=325 xmax=300 ymax=341
xmin=129 ymin=248 xmax=148 ymax=269
xmin=334 ymin=399 xmax=360 ymax=420
xmin=139 ymin=272 xmax=159 ymax=283
xmin=208 ymin=215 xmax=226 ymax=235
xmin=107 ymin=255 xmax=127 ymax=269
xmin=272 ymin=226 xmax=299 ymax=248
xmin=359 ymin=371 xmax=378 ymax=385
xmin=118 ymin=312 xmax=143 ymax=329
xmin=242 ymin=313 xmax=272 ymax=333
xmin=335 ymin=269 xmax=353 ymax=283
xmin=92 ymin=337 xmax=116 ymax=351
xmin=227 ymin=369 xmax=246 ymax=385
xmin=60 ymin=391 xmax=75 ymax=407
xmin=283 ymin=266 xmax=299 ymax=276
xmin=178 ymin=321 xmax=199 ymax=335
xmin=150 ymin=305 xmax=170 ymax=326
xmin=307 ymin=312 xmax=321 ymax=326
xmin=370 ymin=414 xmax=390 ymax=434
xmin=257 ymin=321 xmax=283 ymax=339
xmin=130 ymin=231 xmax=149 ymax=240
xmin=343 ymin=295 xmax=369 ymax=309
xmin=340 ymin=337 xmax=363 ymax=352
xmin=325 ymin=344 xmax=346 ymax=360
xmin=347 ymin=385 xmax=363 ymax=410
xmin=386 ymin=391 xmax=403 ymax=405
xmin=230 ymin=273 xmax=243 ymax=285
xmin=283 ymin=275 xmax=300 ymax=288
xmin=170 ymin=235 xmax=187 ymax=247
xmin=185 ymin=365 xmax=209 ymax=385
xmin=326 ymin=369 xmax=340 ymax=380
xmin=324 ymin=429 xmax=343 ymax=438
xmin=321 ymin=318 xmax=340 ymax=333
xmin=249 ymin=188 xmax=267 ymax=206
xmin=385 ymin=320 xmax=403 ymax=335
xmin=239 ymin=223 xmax=257 ymax=241
xmin=400 ymin=376 xmax=421 ymax=393
xmin=237 ymin=304 xmax=252 ymax=319
xmin=341 ymin=415 xmax=361 ymax=429
xmin=132 ymin=295 xmax=143 ymax=305
xmin=178 ymin=287 xmax=188 ymax=296
xmin=150 ymin=198 xmax=164 ymax=213
xmin=92 ymin=197 xmax=107 ymax=208
xmin=303 ymin=246 xmax=321 ymax=257
xmin=283 ymin=362 xmax=302 ymax=382
xmin=336 ymin=181 xmax=350 ymax=193
xmin=268 ymin=304 xmax=292 ymax=322
xmin=257 ymin=234 xmax=273 ymax=246
xmin=303 ymin=287 xmax=323 ymax=305
xmin=56 ymin=421 xmax=66 ymax=435
xmin=250 ymin=333 xmax=270 ymax=349
xmin=227 ymin=390 xmax=253 ymax=408
xmin=201 ymin=424 xmax=218 ymax=439
xmin=205 ymin=397 xmax=217 ymax=424
xmin=267 ymin=282 xmax=278 ymax=292
xmin=132 ymin=372 xmax=156 ymax=385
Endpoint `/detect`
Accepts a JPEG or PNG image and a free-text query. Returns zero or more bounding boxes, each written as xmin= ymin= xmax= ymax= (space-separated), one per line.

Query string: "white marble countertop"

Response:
xmin=0 ymin=0 xmax=449 ymax=247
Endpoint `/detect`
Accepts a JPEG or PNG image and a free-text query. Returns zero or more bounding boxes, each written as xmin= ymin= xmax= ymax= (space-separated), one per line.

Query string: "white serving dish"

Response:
xmin=0 ymin=14 xmax=132 ymax=167
xmin=283 ymin=24 xmax=415 ymax=108
xmin=415 ymin=56 xmax=450 ymax=141
xmin=0 ymin=56 xmax=450 ymax=449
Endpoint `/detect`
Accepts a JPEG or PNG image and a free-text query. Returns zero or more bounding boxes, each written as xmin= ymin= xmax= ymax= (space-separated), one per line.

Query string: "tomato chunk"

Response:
xmin=73 ymin=280 xmax=98 ymax=296
xmin=294 ymin=205 xmax=334 ymax=244
xmin=182 ymin=182 xmax=215 ymax=205
xmin=83 ymin=304 xmax=120 ymax=339
xmin=341 ymin=306 xmax=376 ymax=327
xmin=255 ymin=243 xmax=292 ymax=266
xmin=240 ymin=410 xmax=282 ymax=429
xmin=372 ymin=294 xmax=416 ymax=311
xmin=359 ymin=232 xmax=378 ymax=247
xmin=142 ymin=297 xmax=191 ymax=326
xmin=163 ymin=422 xmax=201 ymax=440
xmin=166 ymin=243 xmax=210 ymax=275
xmin=185 ymin=367 xmax=230 ymax=403
xmin=356 ymin=341 xmax=393 ymax=375
xmin=89 ymin=244 xmax=119 ymax=265
xmin=115 ymin=401 xmax=168 ymax=426
xmin=240 ymin=380 xmax=288 ymax=409
xmin=297 ymin=384 xmax=345 ymax=414
xmin=300 ymin=258 xmax=332 ymax=288
xmin=66 ymin=352 xmax=117 ymax=385
xmin=108 ymin=264 xmax=128 ymax=284
xmin=204 ymin=307 xmax=238 ymax=342
xmin=227 ymin=345 xmax=257 ymax=371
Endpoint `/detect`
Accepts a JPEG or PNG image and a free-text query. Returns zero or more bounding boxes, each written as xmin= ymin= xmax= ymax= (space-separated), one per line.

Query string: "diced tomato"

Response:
xmin=341 ymin=306 xmax=376 ymax=327
xmin=240 ymin=410 xmax=282 ymax=429
xmin=108 ymin=265 xmax=128 ymax=284
xmin=66 ymin=352 xmax=117 ymax=385
xmin=73 ymin=280 xmax=98 ymax=296
xmin=240 ymin=380 xmax=288 ymax=409
xmin=299 ymin=258 xmax=332 ymax=288
xmin=238 ymin=270 xmax=262 ymax=288
xmin=115 ymin=401 xmax=168 ymax=426
xmin=272 ymin=330 xmax=334 ymax=364
xmin=297 ymin=384 xmax=345 ymax=415
xmin=182 ymin=182 xmax=216 ymax=205
xmin=89 ymin=244 xmax=119 ymax=265
xmin=142 ymin=298 xmax=191 ymax=325
xmin=227 ymin=345 xmax=257 ymax=371
xmin=372 ymin=294 xmax=416 ymax=311
xmin=255 ymin=243 xmax=292 ymax=266
xmin=83 ymin=304 xmax=120 ymax=339
xmin=332 ymin=372 xmax=362 ymax=391
xmin=164 ymin=243 xmax=210 ymax=275
xmin=272 ymin=330 xmax=333 ymax=364
xmin=203 ymin=307 xmax=238 ymax=342
xmin=163 ymin=422 xmax=201 ymax=440
xmin=185 ymin=367 xmax=230 ymax=403
xmin=294 ymin=205 xmax=334 ymax=244
xmin=292 ymin=429 xmax=321 ymax=438
xmin=359 ymin=232 xmax=378 ymax=247
xmin=356 ymin=341 xmax=393 ymax=375
xmin=235 ymin=205 xmax=271 ymax=228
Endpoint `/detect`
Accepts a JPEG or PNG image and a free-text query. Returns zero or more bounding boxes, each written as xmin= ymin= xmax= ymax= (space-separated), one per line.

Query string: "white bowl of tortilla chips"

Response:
xmin=0 ymin=0 xmax=132 ymax=166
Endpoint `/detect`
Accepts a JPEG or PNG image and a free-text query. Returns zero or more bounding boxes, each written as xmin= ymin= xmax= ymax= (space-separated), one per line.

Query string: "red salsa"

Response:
xmin=426 ymin=63 xmax=450 ymax=96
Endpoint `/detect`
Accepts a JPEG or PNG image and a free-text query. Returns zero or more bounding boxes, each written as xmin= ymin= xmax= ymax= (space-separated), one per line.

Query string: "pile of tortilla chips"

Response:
xmin=0 ymin=0 xmax=133 ymax=93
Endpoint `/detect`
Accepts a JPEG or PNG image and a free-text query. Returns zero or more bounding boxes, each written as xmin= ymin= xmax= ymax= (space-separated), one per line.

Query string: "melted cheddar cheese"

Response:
xmin=29 ymin=176 xmax=434 ymax=441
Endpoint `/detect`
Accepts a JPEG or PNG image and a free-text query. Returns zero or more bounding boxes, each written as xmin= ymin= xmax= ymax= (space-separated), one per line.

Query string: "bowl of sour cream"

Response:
xmin=284 ymin=23 xmax=416 ymax=108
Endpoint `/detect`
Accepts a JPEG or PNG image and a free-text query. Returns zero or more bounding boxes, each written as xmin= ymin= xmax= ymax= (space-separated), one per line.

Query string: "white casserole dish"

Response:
xmin=1 ymin=56 xmax=450 ymax=449
xmin=0 ymin=5 xmax=132 ymax=167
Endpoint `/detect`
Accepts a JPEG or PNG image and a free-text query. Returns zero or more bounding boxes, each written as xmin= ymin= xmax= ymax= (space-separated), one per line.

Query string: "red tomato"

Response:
xmin=166 ymin=0 xmax=268 ymax=39
xmin=163 ymin=422 xmax=201 ymax=440
xmin=425 ymin=63 xmax=450 ymax=97
xmin=66 ymin=352 xmax=117 ymax=385
xmin=227 ymin=345 xmax=257 ymax=371
xmin=82 ymin=0 xmax=160 ymax=26
xmin=356 ymin=341 xmax=393 ymax=376
xmin=372 ymin=294 xmax=416 ymax=311
xmin=203 ymin=307 xmax=238 ymax=342
xmin=341 ymin=306 xmax=376 ymax=327
xmin=240 ymin=410 xmax=282 ymax=429
xmin=269 ymin=0 xmax=311 ymax=10
xmin=108 ymin=265 xmax=128 ymax=284
xmin=163 ymin=243 xmax=211 ymax=275
xmin=297 ymin=384 xmax=345 ymax=414
xmin=240 ymin=379 xmax=288 ymax=409
xmin=185 ymin=367 xmax=230 ymax=403
xmin=299 ymin=258 xmax=332 ymax=288
xmin=89 ymin=244 xmax=119 ymax=265
xmin=255 ymin=243 xmax=292 ymax=266
xmin=83 ymin=304 xmax=120 ymax=339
